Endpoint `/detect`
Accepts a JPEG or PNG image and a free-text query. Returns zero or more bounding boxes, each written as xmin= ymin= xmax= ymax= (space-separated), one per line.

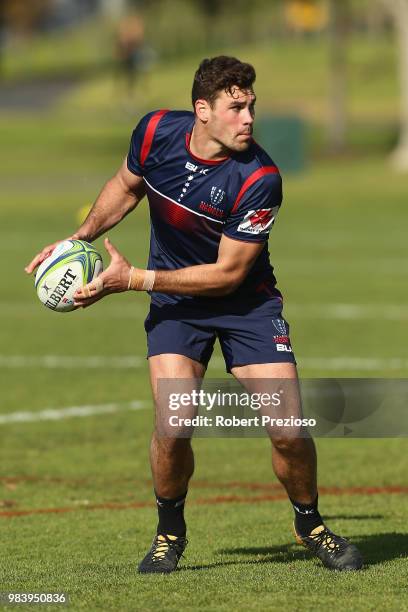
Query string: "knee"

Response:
xmin=271 ymin=435 xmax=306 ymax=454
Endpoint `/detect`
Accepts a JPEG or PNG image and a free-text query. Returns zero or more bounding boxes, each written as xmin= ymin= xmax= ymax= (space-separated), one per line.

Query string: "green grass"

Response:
xmin=1 ymin=17 xmax=114 ymax=81
xmin=1 ymin=427 xmax=407 ymax=611
xmin=1 ymin=40 xmax=407 ymax=609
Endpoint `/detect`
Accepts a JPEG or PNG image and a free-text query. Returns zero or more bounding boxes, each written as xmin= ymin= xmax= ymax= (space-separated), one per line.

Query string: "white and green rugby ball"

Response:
xmin=35 ymin=240 xmax=103 ymax=312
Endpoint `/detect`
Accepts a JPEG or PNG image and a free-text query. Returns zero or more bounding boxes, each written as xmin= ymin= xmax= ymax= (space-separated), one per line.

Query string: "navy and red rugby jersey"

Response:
xmin=127 ymin=110 xmax=283 ymax=307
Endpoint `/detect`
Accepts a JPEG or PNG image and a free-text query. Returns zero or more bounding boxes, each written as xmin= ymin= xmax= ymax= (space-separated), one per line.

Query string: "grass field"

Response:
xmin=1 ymin=40 xmax=407 ymax=609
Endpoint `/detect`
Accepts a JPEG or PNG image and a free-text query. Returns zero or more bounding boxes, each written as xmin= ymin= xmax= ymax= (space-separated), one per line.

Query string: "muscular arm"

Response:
xmin=74 ymin=234 xmax=265 ymax=306
xmin=75 ymin=158 xmax=146 ymax=241
xmin=131 ymin=234 xmax=265 ymax=297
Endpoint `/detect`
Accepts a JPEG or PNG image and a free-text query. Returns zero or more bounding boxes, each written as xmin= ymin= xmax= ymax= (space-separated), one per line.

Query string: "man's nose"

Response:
xmin=242 ymin=108 xmax=254 ymax=124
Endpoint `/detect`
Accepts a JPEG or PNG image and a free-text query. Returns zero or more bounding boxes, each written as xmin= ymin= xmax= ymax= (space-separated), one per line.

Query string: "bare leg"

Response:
xmin=231 ymin=362 xmax=318 ymax=503
xmin=271 ymin=434 xmax=317 ymax=504
xmin=148 ymin=354 xmax=205 ymax=498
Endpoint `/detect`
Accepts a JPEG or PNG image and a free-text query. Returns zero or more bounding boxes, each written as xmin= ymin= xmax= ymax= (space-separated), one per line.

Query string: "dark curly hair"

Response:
xmin=191 ymin=56 xmax=256 ymax=108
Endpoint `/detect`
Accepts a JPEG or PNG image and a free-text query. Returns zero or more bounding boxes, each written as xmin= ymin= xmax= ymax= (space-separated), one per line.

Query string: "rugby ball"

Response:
xmin=35 ymin=240 xmax=103 ymax=312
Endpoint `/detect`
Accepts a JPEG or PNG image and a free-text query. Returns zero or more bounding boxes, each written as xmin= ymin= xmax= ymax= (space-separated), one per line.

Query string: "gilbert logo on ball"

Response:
xmin=35 ymin=240 xmax=103 ymax=312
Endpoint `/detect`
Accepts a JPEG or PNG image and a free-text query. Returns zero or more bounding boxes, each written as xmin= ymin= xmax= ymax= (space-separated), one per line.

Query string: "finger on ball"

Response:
xmin=93 ymin=277 xmax=104 ymax=294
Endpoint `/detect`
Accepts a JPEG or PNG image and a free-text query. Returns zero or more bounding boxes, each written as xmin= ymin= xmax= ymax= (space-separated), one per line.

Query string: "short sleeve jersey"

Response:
xmin=127 ymin=110 xmax=283 ymax=307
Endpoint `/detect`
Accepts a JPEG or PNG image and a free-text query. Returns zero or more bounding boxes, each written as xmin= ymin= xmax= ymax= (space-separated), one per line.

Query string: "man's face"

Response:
xmin=205 ymin=87 xmax=256 ymax=153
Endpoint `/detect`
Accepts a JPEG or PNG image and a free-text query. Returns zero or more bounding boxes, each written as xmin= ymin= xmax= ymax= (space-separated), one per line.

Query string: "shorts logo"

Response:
xmin=210 ymin=186 xmax=225 ymax=206
xmin=272 ymin=318 xmax=287 ymax=335
xmin=276 ymin=343 xmax=293 ymax=352
xmin=272 ymin=319 xmax=292 ymax=351
xmin=273 ymin=335 xmax=289 ymax=344
xmin=237 ymin=207 xmax=278 ymax=234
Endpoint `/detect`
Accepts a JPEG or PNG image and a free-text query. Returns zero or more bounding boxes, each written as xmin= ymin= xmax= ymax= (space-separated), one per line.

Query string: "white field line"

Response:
xmin=0 ymin=400 xmax=148 ymax=425
xmin=0 ymin=355 xmax=407 ymax=371
xmin=299 ymin=357 xmax=408 ymax=371
xmin=0 ymin=355 xmax=143 ymax=368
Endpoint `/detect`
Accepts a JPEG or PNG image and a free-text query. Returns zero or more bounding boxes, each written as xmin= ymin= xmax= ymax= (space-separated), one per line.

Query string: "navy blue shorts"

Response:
xmin=144 ymin=297 xmax=296 ymax=373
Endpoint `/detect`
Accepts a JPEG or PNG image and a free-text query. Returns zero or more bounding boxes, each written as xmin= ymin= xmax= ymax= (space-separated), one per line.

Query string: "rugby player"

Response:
xmin=26 ymin=56 xmax=363 ymax=573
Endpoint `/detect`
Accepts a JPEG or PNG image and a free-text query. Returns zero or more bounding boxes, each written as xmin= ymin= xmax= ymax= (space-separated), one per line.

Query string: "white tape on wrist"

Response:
xmin=142 ymin=270 xmax=155 ymax=291
xmin=127 ymin=267 xmax=155 ymax=292
xmin=127 ymin=266 xmax=135 ymax=290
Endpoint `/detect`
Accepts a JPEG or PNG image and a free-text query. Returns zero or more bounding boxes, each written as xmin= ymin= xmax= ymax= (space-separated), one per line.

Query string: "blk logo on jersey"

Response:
xmin=184 ymin=161 xmax=209 ymax=175
xmin=237 ymin=208 xmax=275 ymax=234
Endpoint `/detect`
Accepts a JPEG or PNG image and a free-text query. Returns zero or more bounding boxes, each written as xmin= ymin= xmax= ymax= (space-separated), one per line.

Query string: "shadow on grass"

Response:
xmin=179 ymin=532 xmax=407 ymax=572
xmin=179 ymin=544 xmax=314 ymax=572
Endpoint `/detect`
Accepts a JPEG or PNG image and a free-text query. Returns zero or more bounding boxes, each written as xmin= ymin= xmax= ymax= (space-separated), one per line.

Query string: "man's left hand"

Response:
xmin=73 ymin=237 xmax=132 ymax=308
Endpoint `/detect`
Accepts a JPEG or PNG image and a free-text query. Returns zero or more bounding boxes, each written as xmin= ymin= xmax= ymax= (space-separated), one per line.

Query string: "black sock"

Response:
xmin=155 ymin=490 xmax=187 ymax=537
xmin=290 ymin=495 xmax=323 ymax=537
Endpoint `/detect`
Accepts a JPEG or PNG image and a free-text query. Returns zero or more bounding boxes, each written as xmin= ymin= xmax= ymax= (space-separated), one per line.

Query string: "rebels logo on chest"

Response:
xmin=199 ymin=185 xmax=227 ymax=219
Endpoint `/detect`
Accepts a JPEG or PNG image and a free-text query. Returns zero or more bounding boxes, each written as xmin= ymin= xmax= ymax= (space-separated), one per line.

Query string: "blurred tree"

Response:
xmin=327 ymin=0 xmax=350 ymax=153
xmin=381 ymin=0 xmax=408 ymax=170
xmin=0 ymin=0 xmax=5 ymax=77
xmin=194 ymin=0 xmax=262 ymax=49
xmin=195 ymin=0 xmax=223 ymax=48
xmin=350 ymin=0 xmax=388 ymax=35
xmin=3 ymin=0 xmax=52 ymax=35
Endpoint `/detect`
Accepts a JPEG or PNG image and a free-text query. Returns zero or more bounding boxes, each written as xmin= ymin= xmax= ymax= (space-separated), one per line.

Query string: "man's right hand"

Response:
xmin=24 ymin=235 xmax=79 ymax=275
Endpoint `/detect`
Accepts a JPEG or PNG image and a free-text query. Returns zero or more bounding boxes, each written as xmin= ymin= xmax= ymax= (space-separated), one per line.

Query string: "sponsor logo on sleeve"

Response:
xmin=237 ymin=206 xmax=279 ymax=234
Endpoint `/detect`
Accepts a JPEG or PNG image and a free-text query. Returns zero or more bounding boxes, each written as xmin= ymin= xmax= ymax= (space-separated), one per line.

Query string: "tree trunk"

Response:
xmin=385 ymin=0 xmax=408 ymax=170
xmin=327 ymin=0 xmax=349 ymax=152
xmin=0 ymin=0 xmax=5 ymax=80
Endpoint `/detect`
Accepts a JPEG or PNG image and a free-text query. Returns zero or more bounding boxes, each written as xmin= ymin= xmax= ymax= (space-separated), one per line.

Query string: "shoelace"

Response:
xmin=151 ymin=535 xmax=187 ymax=563
xmin=309 ymin=529 xmax=347 ymax=554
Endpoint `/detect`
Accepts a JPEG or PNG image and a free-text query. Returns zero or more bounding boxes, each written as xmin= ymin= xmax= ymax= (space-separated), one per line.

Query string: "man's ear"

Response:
xmin=194 ymin=98 xmax=211 ymax=123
